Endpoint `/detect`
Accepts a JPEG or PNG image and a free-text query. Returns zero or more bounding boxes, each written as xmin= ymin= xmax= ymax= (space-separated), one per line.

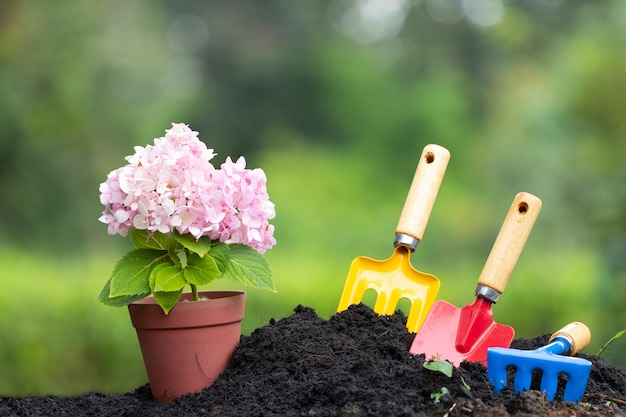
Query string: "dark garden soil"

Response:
xmin=2 ymin=304 xmax=625 ymax=416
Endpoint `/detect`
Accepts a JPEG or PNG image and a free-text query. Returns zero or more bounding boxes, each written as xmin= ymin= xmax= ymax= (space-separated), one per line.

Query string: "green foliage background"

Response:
xmin=1 ymin=0 xmax=625 ymax=395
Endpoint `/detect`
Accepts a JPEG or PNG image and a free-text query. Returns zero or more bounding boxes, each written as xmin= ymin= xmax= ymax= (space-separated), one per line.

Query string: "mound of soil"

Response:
xmin=1 ymin=304 xmax=625 ymax=416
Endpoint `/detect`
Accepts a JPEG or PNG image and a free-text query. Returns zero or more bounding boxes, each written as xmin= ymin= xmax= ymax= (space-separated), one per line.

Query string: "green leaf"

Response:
xmin=96 ymin=278 xmax=150 ymax=307
xmin=150 ymin=262 xmax=187 ymax=292
xmin=130 ymin=229 xmax=170 ymax=250
xmin=165 ymin=236 xmax=184 ymax=267
xmin=423 ymin=359 xmax=453 ymax=377
xmin=168 ymin=248 xmax=182 ymax=268
xmin=222 ymin=244 xmax=275 ymax=291
xmin=184 ymin=253 xmax=221 ymax=286
xmin=153 ymin=289 xmax=184 ymax=314
xmin=460 ymin=376 xmax=471 ymax=391
xmin=109 ymin=249 xmax=168 ymax=297
xmin=208 ymin=243 xmax=231 ymax=273
xmin=175 ymin=250 xmax=187 ymax=268
xmin=173 ymin=233 xmax=213 ymax=258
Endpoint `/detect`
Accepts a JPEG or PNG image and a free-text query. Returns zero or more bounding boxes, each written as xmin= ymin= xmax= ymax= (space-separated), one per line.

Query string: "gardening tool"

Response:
xmin=487 ymin=322 xmax=592 ymax=403
xmin=409 ymin=192 xmax=541 ymax=365
xmin=337 ymin=144 xmax=450 ymax=333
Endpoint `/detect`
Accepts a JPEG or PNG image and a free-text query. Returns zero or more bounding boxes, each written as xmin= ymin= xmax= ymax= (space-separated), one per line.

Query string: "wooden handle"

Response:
xmin=395 ymin=144 xmax=450 ymax=241
xmin=477 ymin=192 xmax=542 ymax=294
xmin=549 ymin=322 xmax=592 ymax=355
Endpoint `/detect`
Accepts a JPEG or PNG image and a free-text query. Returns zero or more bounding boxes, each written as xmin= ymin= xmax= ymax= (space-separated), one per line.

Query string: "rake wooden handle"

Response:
xmin=477 ymin=192 xmax=542 ymax=295
xmin=549 ymin=322 xmax=592 ymax=355
xmin=395 ymin=144 xmax=450 ymax=242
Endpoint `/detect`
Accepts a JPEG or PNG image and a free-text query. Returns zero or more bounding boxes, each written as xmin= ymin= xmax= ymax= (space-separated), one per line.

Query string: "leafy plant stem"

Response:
xmin=191 ymin=284 xmax=199 ymax=301
xmin=597 ymin=330 xmax=625 ymax=356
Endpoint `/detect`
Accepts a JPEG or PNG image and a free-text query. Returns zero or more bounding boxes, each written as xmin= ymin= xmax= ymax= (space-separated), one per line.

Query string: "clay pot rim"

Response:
xmin=128 ymin=290 xmax=246 ymax=330
xmin=131 ymin=290 xmax=245 ymax=306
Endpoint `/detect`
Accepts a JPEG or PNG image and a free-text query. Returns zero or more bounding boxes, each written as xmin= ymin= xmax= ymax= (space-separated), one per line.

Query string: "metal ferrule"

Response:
xmin=475 ymin=284 xmax=501 ymax=304
xmin=550 ymin=335 xmax=574 ymax=355
xmin=394 ymin=233 xmax=419 ymax=252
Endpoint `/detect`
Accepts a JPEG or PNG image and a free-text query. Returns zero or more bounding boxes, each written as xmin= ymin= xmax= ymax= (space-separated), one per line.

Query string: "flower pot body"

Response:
xmin=128 ymin=290 xmax=246 ymax=403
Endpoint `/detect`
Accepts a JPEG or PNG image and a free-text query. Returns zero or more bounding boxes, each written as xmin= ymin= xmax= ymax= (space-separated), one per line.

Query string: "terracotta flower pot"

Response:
xmin=127 ymin=290 xmax=246 ymax=403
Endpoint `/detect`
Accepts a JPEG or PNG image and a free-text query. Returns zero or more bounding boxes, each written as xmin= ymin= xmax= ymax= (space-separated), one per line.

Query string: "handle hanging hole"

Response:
xmin=424 ymin=152 xmax=435 ymax=164
xmin=517 ymin=202 xmax=529 ymax=215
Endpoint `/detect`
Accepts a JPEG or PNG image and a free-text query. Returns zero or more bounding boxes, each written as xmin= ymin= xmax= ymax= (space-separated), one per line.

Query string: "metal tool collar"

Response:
xmin=476 ymin=284 xmax=501 ymax=303
xmin=394 ymin=233 xmax=418 ymax=252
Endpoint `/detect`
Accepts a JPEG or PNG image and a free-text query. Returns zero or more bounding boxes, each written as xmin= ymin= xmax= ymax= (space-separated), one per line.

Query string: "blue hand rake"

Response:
xmin=487 ymin=322 xmax=592 ymax=403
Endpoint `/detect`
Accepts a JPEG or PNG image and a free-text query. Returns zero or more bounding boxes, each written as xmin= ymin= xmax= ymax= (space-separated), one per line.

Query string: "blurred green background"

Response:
xmin=1 ymin=0 xmax=625 ymax=396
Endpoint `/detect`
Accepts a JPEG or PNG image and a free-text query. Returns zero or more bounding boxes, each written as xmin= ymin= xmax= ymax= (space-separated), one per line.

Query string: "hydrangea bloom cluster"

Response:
xmin=99 ymin=123 xmax=276 ymax=253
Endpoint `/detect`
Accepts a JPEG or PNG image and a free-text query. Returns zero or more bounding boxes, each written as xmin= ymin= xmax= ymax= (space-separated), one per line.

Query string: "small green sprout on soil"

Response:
xmin=430 ymin=387 xmax=450 ymax=404
xmin=597 ymin=329 xmax=625 ymax=357
xmin=423 ymin=357 xmax=471 ymax=403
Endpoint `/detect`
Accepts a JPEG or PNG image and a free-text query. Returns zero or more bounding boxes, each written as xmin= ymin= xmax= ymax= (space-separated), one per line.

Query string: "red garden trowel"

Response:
xmin=487 ymin=322 xmax=592 ymax=403
xmin=410 ymin=192 xmax=542 ymax=366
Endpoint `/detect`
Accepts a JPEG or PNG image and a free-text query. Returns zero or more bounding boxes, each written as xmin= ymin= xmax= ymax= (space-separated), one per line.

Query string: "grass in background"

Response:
xmin=0 ymin=246 xmax=145 ymax=395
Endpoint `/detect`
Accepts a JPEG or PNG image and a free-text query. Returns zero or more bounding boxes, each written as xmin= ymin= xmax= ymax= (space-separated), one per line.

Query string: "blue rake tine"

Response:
xmin=487 ymin=322 xmax=592 ymax=403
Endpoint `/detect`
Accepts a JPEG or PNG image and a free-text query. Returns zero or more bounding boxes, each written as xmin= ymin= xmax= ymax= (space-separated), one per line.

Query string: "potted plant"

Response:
xmin=96 ymin=123 xmax=276 ymax=403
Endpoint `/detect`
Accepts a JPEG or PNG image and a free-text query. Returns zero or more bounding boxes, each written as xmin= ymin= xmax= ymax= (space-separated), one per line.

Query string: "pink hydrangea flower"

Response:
xmin=99 ymin=123 xmax=276 ymax=253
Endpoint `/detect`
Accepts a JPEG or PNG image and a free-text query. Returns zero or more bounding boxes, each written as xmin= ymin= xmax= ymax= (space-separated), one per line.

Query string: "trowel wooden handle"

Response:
xmin=549 ymin=322 xmax=592 ymax=355
xmin=396 ymin=144 xmax=450 ymax=241
xmin=477 ymin=192 xmax=542 ymax=295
